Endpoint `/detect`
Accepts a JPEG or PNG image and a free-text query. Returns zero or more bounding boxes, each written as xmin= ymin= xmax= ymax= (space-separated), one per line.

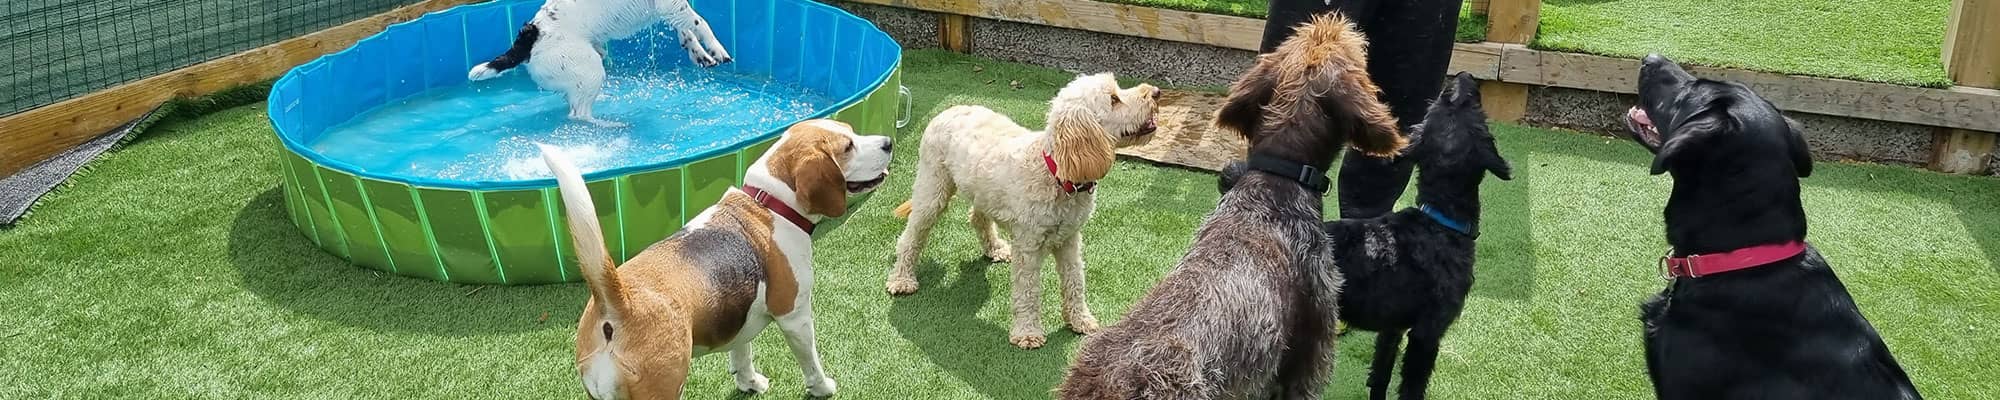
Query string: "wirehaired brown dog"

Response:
xmin=1056 ymin=14 xmax=1404 ymax=399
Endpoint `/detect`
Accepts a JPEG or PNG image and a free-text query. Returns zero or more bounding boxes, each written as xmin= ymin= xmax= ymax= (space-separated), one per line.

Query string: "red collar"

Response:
xmin=743 ymin=185 xmax=814 ymax=233
xmin=1042 ymin=152 xmax=1096 ymax=194
xmin=1660 ymin=241 xmax=1807 ymax=279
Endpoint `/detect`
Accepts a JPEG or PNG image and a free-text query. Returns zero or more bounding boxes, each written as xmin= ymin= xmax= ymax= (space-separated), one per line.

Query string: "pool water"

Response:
xmin=309 ymin=67 xmax=834 ymax=183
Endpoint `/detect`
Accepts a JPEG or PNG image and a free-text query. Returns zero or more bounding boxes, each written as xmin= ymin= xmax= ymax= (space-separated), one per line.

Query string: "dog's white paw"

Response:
xmin=709 ymin=48 xmax=733 ymax=65
xmin=1009 ymin=329 xmax=1047 ymax=349
xmin=690 ymin=51 xmax=719 ymax=68
xmin=467 ymin=64 xmax=502 ymax=81
xmin=984 ymin=244 xmax=1013 ymax=263
xmin=806 ymin=376 xmax=838 ymax=398
xmin=885 ymin=276 xmax=919 ymax=295
xmin=734 ymin=371 xmax=771 ymax=393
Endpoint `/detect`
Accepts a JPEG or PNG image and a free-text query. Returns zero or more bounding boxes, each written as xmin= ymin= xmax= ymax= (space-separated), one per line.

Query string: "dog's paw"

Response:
xmin=1009 ymin=330 xmax=1047 ymax=349
xmin=806 ymin=377 xmax=838 ymax=398
xmin=1065 ymin=315 xmax=1102 ymax=335
xmin=733 ymin=372 xmax=771 ymax=394
xmin=885 ymin=276 xmax=919 ymax=295
xmin=690 ymin=52 xmax=720 ymax=68
xmin=984 ymin=245 xmax=1013 ymax=263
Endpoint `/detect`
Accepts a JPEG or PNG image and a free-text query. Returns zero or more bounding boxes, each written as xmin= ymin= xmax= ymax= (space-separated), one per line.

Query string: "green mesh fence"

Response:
xmin=1 ymin=0 xmax=428 ymax=117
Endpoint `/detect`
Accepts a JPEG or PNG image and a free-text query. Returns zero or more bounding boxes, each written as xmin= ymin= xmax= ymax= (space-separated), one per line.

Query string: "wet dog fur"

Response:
xmin=1056 ymin=14 xmax=1405 ymax=399
xmin=1221 ymin=73 xmax=1510 ymax=400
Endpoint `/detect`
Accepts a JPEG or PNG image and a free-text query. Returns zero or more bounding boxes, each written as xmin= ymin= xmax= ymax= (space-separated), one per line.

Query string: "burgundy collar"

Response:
xmin=1042 ymin=152 xmax=1096 ymax=194
xmin=743 ymin=185 xmax=814 ymax=233
xmin=1660 ymin=241 xmax=1807 ymax=279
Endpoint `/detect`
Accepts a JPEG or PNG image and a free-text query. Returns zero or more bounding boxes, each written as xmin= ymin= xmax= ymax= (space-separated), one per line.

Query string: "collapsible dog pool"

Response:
xmin=268 ymin=0 xmax=902 ymax=285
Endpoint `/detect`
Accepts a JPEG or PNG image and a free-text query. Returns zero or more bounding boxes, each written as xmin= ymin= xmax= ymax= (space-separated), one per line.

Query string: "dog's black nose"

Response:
xmin=881 ymin=139 xmax=893 ymax=153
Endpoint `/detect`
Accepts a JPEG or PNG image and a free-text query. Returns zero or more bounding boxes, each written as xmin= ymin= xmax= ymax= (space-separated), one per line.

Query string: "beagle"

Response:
xmin=541 ymin=119 xmax=891 ymax=399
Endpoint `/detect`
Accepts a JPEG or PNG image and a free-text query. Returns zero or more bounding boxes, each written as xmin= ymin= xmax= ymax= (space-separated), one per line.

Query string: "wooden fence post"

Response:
xmin=1934 ymin=0 xmax=1998 ymax=173
xmin=1470 ymin=0 xmax=1490 ymax=16
xmin=940 ymin=14 xmax=971 ymax=53
xmin=1479 ymin=0 xmax=1538 ymax=122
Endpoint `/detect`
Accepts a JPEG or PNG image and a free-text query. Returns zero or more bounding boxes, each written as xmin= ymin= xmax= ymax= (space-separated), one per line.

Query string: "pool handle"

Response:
xmin=897 ymin=86 xmax=913 ymax=129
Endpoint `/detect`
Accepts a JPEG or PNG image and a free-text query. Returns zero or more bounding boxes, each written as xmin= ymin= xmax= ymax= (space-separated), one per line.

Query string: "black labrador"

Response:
xmin=1621 ymin=54 xmax=1922 ymax=400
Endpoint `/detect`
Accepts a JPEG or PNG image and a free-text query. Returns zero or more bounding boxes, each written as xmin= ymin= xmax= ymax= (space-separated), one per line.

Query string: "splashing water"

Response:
xmin=308 ymin=67 xmax=833 ymax=183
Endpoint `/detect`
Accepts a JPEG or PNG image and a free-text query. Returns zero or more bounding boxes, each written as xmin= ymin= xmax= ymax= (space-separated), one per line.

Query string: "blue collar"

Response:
xmin=1418 ymin=204 xmax=1472 ymax=236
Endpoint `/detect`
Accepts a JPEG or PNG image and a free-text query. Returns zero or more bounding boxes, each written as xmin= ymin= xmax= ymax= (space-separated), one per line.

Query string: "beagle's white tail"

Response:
xmin=539 ymin=144 xmax=626 ymax=316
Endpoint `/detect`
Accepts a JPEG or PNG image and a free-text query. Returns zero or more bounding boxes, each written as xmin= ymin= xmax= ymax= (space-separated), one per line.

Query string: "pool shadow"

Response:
xmin=228 ymin=188 xmax=583 ymax=336
xmin=888 ymin=258 xmax=1080 ymax=399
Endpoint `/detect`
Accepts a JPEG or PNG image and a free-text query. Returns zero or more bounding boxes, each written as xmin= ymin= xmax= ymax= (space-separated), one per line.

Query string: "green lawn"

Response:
xmin=1098 ymin=0 xmax=1953 ymax=87
xmin=2 ymin=49 xmax=1996 ymax=398
xmin=1537 ymin=0 xmax=1952 ymax=87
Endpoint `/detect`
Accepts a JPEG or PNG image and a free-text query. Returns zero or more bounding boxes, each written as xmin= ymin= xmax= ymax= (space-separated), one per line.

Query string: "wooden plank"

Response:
xmin=0 ymin=0 xmax=477 ymax=177
xmin=1938 ymin=0 xmax=1998 ymax=173
xmin=1487 ymin=43 xmax=2000 ymax=133
xmin=1479 ymin=80 xmax=1529 ymax=122
xmin=1945 ymin=0 xmax=2000 ymax=88
xmin=848 ymin=0 xmax=1265 ymax=51
xmin=940 ymin=14 xmax=972 ymax=52
xmin=1484 ymin=0 xmax=1539 ymax=44
xmin=1450 ymin=43 xmax=1504 ymax=81
xmin=1470 ymin=0 xmax=1491 ymax=16
xmin=1931 ymin=128 xmax=1997 ymax=173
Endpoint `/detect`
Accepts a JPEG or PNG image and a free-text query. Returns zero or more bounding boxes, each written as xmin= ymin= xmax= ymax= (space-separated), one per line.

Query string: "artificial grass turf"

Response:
xmin=1536 ymin=0 xmax=1954 ymax=88
xmin=1096 ymin=0 xmax=1952 ymax=87
xmin=2 ymin=49 xmax=1997 ymax=398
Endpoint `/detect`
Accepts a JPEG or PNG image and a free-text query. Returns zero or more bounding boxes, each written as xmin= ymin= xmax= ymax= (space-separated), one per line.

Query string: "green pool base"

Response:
xmin=269 ymin=0 xmax=904 ymax=285
xmin=277 ymin=72 xmax=898 ymax=285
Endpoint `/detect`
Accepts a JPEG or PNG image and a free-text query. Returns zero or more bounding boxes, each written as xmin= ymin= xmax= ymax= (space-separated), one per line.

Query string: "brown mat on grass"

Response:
xmin=1116 ymin=90 xmax=1243 ymax=172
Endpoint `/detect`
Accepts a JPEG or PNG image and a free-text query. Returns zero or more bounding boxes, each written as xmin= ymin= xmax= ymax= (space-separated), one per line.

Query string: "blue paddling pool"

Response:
xmin=268 ymin=0 xmax=902 ymax=285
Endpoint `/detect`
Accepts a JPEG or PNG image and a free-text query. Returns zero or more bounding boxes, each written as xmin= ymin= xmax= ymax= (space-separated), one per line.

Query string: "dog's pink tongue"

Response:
xmin=1627 ymin=106 xmax=1652 ymax=126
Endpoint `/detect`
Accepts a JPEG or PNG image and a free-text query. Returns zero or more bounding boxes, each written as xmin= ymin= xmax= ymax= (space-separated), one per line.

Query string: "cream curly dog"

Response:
xmin=887 ymin=73 xmax=1160 ymax=349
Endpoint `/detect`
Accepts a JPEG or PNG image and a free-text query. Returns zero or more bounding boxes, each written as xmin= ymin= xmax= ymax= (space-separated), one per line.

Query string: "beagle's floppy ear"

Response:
xmin=1049 ymin=105 xmax=1116 ymax=183
xmin=788 ymin=147 xmax=849 ymax=218
xmin=1782 ymin=116 xmax=1814 ymax=178
xmin=1215 ymin=60 xmax=1277 ymax=140
xmin=1319 ymin=66 xmax=1404 ymax=157
xmin=768 ymin=132 xmax=852 ymax=219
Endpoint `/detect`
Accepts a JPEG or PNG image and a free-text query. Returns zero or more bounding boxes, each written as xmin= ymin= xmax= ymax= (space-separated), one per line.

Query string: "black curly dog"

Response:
xmin=1221 ymin=73 xmax=1511 ymax=400
xmin=1621 ymin=55 xmax=1920 ymax=400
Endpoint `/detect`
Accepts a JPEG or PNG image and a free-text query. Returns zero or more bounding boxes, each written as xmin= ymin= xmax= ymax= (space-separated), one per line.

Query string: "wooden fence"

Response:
xmin=0 ymin=0 xmax=1994 ymax=175
xmin=861 ymin=0 xmax=2000 ymax=174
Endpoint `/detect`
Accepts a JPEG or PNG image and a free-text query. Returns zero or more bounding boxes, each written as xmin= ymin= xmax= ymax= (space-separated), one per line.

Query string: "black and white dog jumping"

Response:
xmin=1622 ymin=54 xmax=1921 ymax=400
xmin=468 ymin=0 xmax=732 ymax=127
xmin=1221 ymin=72 xmax=1511 ymax=400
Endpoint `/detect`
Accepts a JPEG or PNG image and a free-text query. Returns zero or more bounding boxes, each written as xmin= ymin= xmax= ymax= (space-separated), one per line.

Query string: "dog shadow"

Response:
xmin=227 ymin=188 xmax=582 ymax=336
xmin=888 ymin=259 xmax=1081 ymax=399
xmin=1469 ymin=163 xmax=1537 ymax=301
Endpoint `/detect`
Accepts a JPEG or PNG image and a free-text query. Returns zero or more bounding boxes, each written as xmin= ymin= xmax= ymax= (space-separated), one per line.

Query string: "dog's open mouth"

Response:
xmin=846 ymin=172 xmax=887 ymax=193
xmin=1625 ymin=106 xmax=1662 ymax=148
xmin=1127 ymin=116 xmax=1158 ymax=137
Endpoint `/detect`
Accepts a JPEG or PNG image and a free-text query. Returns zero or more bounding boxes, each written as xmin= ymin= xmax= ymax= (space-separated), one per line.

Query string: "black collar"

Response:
xmin=1245 ymin=154 xmax=1329 ymax=193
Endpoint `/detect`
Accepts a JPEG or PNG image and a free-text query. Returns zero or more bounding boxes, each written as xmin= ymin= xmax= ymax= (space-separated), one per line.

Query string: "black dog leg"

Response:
xmin=1398 ymin=325 xmax=1447 ymax=400
xmin=1368 ymin=329 xmax=1406 ymax=400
